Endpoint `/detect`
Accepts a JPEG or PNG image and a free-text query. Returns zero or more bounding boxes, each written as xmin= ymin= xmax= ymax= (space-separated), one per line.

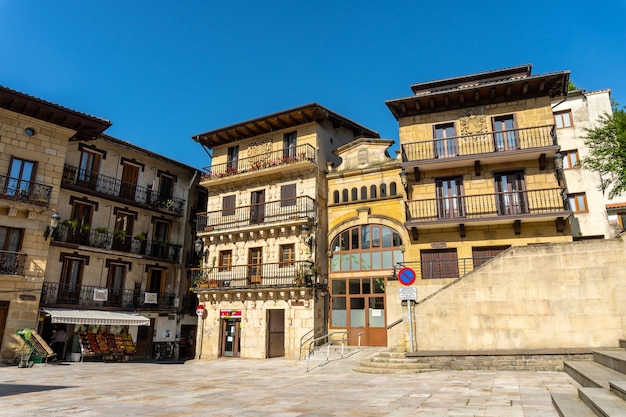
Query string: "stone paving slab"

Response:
xmin=0 ymin=350 xmax=579 ymax=417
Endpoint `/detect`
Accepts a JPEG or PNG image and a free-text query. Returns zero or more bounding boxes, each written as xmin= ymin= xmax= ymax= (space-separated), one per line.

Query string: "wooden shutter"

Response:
xmin=222 ymin=195 xmax=236 ymax=216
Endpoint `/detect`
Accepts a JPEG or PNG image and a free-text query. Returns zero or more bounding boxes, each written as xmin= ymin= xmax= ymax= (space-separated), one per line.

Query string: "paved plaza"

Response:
xmin=0 ymin=349 xmax=579 ymax=417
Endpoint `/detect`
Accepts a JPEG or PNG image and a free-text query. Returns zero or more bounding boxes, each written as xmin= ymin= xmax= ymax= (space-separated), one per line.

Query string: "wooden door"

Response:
xmin=267 ymin=309 xmax=285 ymax=357
xmin=120 ymin=163 xmax=139 ymax=200
xmin=250 ymin=190 xmax=265 ymax=224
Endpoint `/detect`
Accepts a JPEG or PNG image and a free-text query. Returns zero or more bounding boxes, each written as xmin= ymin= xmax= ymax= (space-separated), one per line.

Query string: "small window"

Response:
xmin=562 ymin=150 xmax=580 ymax=169
xmin=342 ymin=189 xmax=349 ymax=202
xmin=380 ymin=184 xmax=387 ymax=198
xmin=281 ymin=184 xmax=297 ymax=207
xmin=333 ymin=190 xmax=339 ymax=204
xmin=568 ymin=193 xmax=588 ymax=213
xmin=390 ymin=182 xmax=397 ymax=196
xmin=554 ymin=110 xmax=573 ymax=129
xmin=370 ymin=185 xmax=377 ymax=199
xmin=360 ymin=186 xmax=367 ymax=200
xmin=219 ymin=250 xmax=233 ymax=271
xmin=222 ymin=195 xmax=236 ymax=216
xmin=351 ymin=188 xmax=358 ymax=201
xmin=279 ymin=244 xmax=295 ymax=267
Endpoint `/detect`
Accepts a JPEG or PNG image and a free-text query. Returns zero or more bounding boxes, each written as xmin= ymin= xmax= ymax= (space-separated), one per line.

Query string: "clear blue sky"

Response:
xmin=1 ymin=1 xmax=624 ymax=170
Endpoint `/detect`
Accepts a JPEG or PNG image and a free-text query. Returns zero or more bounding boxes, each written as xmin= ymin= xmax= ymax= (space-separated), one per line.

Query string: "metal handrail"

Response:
xmin=0 ymin=174 xmax=52 ymax=207
xmin=298 ymin=329 xmax=315 ymax=360
xmin=305 ymin=326 xmax=364 ymax=372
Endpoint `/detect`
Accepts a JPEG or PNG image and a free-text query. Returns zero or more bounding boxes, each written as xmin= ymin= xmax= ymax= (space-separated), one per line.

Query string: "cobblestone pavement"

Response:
xmin=0 ymin=349 xmax=579 ymax=417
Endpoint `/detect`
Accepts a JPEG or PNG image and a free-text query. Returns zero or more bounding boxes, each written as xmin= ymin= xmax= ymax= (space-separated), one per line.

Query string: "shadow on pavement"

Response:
xmin=0 ymin=383 xmax=72 ymax=397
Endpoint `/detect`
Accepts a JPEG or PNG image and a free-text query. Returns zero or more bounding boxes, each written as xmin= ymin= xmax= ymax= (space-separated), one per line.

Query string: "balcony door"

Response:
xmin=433 ymin=123 xmax=457 ymax=158
xmin=492 ymin=115 xmax=518 ymax=151
xmin=436 ymin=177 xmax=465 ymax=219
xmin=59 ymin=257 xmax=84 ymax=304
xmin=78 ymin=150 xmax=100 ymax=189
xmin=248 ymin=247 xmax=262 ymax=285
xmin=283 ymin=132 xmax=297 ymax=159
xmin=495 ymin=171 xmax=528 ymax=215
xmin=120 ymin=163 xmax=139 ymax=200
xmin=250 ymin=190 xmax=265 ymax=224
xmin=6 ymin=158 xmax=35 ymax=198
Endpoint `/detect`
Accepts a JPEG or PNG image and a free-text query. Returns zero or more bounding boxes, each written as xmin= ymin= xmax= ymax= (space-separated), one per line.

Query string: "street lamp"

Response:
xmin=194 ymin=238 xmax=204 ymax=266
xmin=399 ymin=169 xmax=408 ymax=191
xmin=44 ymin=212 xmax=61 ymax=241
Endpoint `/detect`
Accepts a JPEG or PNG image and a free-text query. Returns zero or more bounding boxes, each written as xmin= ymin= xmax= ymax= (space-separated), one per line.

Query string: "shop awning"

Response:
xmin=42 ymin=308 xmax=150 ymax=326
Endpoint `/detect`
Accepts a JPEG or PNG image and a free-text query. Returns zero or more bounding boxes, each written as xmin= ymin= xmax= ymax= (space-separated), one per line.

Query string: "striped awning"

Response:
xmin=42 ymin=308 xmax=150 ymax=326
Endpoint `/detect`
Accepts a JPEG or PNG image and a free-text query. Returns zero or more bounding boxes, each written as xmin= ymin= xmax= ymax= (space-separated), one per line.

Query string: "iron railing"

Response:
xmin=401 ymin=125 xmax=556 ymax=162
xmin=52 ymin=224 xmax=181 ymax=262
xmin=61 ymin=164 xmax=185 ymax=215
xmin=394 ymin=256 xmax=495 ymax=280
xmin=192 ymin=260 xmax=315 ymax=290
xmin=0 ymin=250 xmax=26 ymax=275
xmin=0 ymin=174 xmax=52 ymax=207
xmin=40 ymin=282 xmax=176 ymax=309
xmin=197 ymin=196 xmax=316 ymax=232
xmin=405 ymin=188 xmax=567 ymax=223
xmin=201 ymin=143 xmax=316 ymax=181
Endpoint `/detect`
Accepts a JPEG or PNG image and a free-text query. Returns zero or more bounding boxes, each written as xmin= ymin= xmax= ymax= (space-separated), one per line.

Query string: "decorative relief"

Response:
xmin=247 ymin=137 xmax=272 ymax=161
xmin=358 ymin=149 xmax=368 ymax=165
xmin=458 ymin=107 xmax=488 ymax=136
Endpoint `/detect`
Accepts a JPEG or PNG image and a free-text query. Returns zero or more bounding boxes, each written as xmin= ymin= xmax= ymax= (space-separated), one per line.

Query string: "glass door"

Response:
xmin=221 ymin=319 xmax=240 ymax=357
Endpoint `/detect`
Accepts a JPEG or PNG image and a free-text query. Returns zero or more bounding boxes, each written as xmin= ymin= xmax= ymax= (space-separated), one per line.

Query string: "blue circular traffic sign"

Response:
xmin=398 ymin=267 xmax=416 ymax=286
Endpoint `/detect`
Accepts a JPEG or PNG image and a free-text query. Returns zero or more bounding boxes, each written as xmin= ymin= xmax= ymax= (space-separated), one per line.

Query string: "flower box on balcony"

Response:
xmin=249 ymin=276 xmax=262 ymax=285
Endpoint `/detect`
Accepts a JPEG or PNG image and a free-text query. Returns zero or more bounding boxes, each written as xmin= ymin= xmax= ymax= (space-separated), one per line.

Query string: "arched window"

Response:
xmin=342 ymin=189 xmax=349 ymax=202
xmin=370 ymin=185 xmax=377 ymax=199
xmin=380 ymin=183 xmax=387 ymax=198
xmin=330 ymin=224 xmax=403 ymax=272
xmin=351 ymin=187 xmax=358 ymax=201
xmin=390 ymin=182 xmax=397 ymax=196
xmin=360 ymin=186 xmax=367 ymax=200
xmin=333 ymin=190 xmax=339 ymax=204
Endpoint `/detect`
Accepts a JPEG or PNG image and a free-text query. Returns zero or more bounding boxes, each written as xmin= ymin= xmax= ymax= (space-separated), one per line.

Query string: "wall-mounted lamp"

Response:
xmin=301 ymin=224 xmax=310 ymax=238
xmin=44 ymin=212 xmax=61 ymax=241
xmin=194 ymin=238 xmax=204 ymax=266
xmin=554 ymin=152 xmax=564 ymax=186
xmin=399 ymin=169 xmax=409 ymax=191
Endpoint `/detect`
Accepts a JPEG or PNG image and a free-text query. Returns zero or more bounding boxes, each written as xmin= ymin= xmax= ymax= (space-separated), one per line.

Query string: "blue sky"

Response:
xmin=1 ymin=1 xmax=625 ymax=170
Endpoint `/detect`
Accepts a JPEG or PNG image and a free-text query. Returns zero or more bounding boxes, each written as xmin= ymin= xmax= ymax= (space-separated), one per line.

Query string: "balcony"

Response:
xmin=200 ymin=144 xmax=317 ymax=184
xmin=61 ymin=165 xmax=185 ymax=216
xmin=0 ymin=250 xmax=26 ymax=275
xmin=405 ymin=188 xmax=570 ymax=228
xmin=0 ymin=174 xmax=52 ymax=207
xmin=192 ymin=260 xmax=316 ymax=290
xmin=401 ymin=125 xmax=558 ymax=171
xmin=197 ymin=196 xmax=315 ymax=233
xmin=51 ymin=224 xmax=181 ymax=262
xmin=41 ymin=282 xmax=176 ymax=310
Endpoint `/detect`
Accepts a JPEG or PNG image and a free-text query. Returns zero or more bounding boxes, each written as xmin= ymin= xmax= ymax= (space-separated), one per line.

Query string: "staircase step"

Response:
xmin=358 ymin=360 xmax=433 ymax=369
xmin=551 ymin=393 xmax=598 ymax=417
xmin=564 ymin=361 xmax=626 ymax=389
xmin=579 ymin=387 xmax=626 ymax=417
xmin=351 ymin=364 xmax=439 ymax=374
xmin=594 ymin=350 xmax=626 ymax=374
xmin=610 ymin=381 xmax=626 ymax=402
xmin=369 ymin=356 xmax=425 ymax=363
xmin=374 ymin=351 xmax=408 ymax=359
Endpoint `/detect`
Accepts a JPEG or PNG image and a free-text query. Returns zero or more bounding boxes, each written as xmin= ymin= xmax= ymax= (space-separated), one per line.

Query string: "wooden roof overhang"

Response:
xmin=193 ymin=103 xmax=379 ymax=149
xmin=0 ymin=85 xmax=111 ymax=140
xmin=385 ymin=69 xmax=570 ymax=120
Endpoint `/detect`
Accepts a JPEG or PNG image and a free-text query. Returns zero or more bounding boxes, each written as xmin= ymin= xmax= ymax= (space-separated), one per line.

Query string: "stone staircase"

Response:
xmin=552 ymin=339 xmax=626 ymax=416
xmin=352 ymin=348 xmax=440 ymax=374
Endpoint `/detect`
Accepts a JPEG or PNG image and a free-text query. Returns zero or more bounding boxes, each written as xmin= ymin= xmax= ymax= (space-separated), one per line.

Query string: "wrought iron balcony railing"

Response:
xmin=201 ymin=143 xmax=316 ymax=181
xmin=0 ymin=250 xmax=26 ymax=275
xmin=51 ymin=224 xmax=181 ymax=262
xmin=62 ymin=164 xmax=185 ymax=215
xmin=394 ymin=256 xmax=495 ymax=280
xmin=0 ymin=174 xmax=52 ymax=207
xmin=197 ymin=196 xmax=316 ymax=233
xmin=401 ymin=125 xmax=556 ymax=163
xmin=192 ymin=260 xmax=316 ymax=290
xmin=405 ymin=188 xmax=568 ymax=223
xmin=41 ymin=282 xmax=176 ymax=310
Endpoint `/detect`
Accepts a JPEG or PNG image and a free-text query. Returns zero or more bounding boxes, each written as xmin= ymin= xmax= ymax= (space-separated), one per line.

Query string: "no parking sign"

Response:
xmin=397 ymin=267 xmax=416 ymax=286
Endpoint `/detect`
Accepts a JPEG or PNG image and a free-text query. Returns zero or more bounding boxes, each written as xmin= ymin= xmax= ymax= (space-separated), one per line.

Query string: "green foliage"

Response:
xmin=583 ymin=102 xmax=626 ymax=199
xmin=568 ymin=80 xmax=579 ymax=91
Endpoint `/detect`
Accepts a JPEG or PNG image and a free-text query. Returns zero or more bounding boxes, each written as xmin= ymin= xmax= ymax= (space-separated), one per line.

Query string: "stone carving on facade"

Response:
xmin=458 ymin=107 xmax=488 ymax=136
xmin=248 ymin=137 xmax=273 ymax=163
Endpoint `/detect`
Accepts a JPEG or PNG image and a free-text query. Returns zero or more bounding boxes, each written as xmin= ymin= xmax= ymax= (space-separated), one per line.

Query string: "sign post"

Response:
xmin=398 ymin=267 xmax=417 ymax=352
xmin=195 ymin=304 xmax=206 ymax=359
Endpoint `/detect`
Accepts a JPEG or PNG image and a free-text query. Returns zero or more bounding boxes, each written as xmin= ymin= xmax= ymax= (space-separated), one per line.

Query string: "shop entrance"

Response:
xmin=220 ymin=319 xmax=240 ymax=357
xmin=135 ymin=318 xmax=155 ymax=359
xmin=267 ymin=309 xmax=284 ymax=358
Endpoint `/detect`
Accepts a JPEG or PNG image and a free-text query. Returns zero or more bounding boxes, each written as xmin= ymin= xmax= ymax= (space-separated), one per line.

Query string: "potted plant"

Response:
xmin=95 ymin=227 xmax=108 ymax=234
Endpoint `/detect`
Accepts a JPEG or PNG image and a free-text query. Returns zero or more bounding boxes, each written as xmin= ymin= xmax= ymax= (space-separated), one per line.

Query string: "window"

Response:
xmin=281 ymin=184 xmax=296 ymax=207
xmin=250 ymin=190 xmax=265 ymax=224
xmin=279 ymin=244 xmax=295 ymax=267
xmin=227 ymin=145 xmax=239 ymax=170
xmin=59 ymin=256 xmax=86 ymax=303
xmin=360 ymin=186 xmax=367 ymax=200
xmin=330 ymin=225 xmax=403 ymax=272
xmin=472 ymin=246 xmax=510 ymax=269
xmin=436 ymin=177 xmax=465 ymax=219
xmin=433 ymin=123 xmax=457 ymax=158
xmin=351 ymin=188 xmax=358 ymax=201
xmin=112 ymin=210 xmax=135 ymax=251
xmin=151 ymin=219 xmax=170 ymax=258
xmin=222 ymin=195 xmax=236 ymax=216
xmin=380 ymin=184 xmax=387 ymax=198
xmin=147 ymin=268 xmax=166 ymax=294
xmin=420 ymin=249 xmax=459 ymax=279
xmin=370 ymin=185 xmax=377 ymax=199
xmin=495 ymin=171 xmax=527 ymax=215
xmin=342 ymin=189 xmax=348 ymax=202
xmin=248 ymin=247 xmax=263 ymax=284
xmin=554 ymin=110 xmax=573 ymax=129
xmin=219 ymin=250 xmax=233 ymax=271
xmin=390 ymin=182 xmax=397 ymax=196
xmin=158 ymin=174 xmax=174 ymax=200
xmin=283 ymin=132 xmax=297 ymax=159
xmin=0 ymin=226 xmax=23 ymax=252
xmin=107 ymin=263 xmax=127 ymax=301
xmin=6 ymin=158 xmax=35 ymax=197
xmin=492 ymin=115 xmax=518 ymax=151
xmin=333 ymin=190 xmax=339 ymax=204
xmin=78 ymin=149 xmax=101 ymax=188
xmin=568 ymin=193 xmax=588 ymax=213
xmin=120 ymin=163 xmax=140 ymax=200
xmin=562 ymin=150 xmax=580 ymax=169
xmin=71 ymin=202 xmax=94 ymax=229
xmin=330 ymin=277 xmax=385 ymax=329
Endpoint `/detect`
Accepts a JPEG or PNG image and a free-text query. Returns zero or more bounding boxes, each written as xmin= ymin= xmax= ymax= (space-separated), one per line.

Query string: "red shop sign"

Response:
xmin=220 ymin=310 xmax=242 ymax=319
